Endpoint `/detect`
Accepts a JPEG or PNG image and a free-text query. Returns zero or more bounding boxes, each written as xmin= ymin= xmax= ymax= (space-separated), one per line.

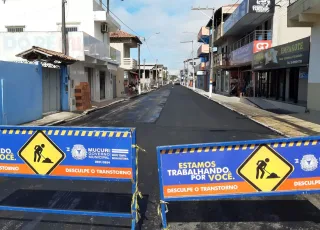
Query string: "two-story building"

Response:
xmin=212 ymin=0 xmax=310 ymax=110
xmin=110 ymin=30 xmax=142 ymax=97
xmin=183 ymin=58 xmax=201 ymax=87
xmin=197 ymin=27 xmax=210 ymax=91
xmin=287 ymin=0 xmax=320 ymax=111
xmin=0 ymin=0 xmax=121 ymax=112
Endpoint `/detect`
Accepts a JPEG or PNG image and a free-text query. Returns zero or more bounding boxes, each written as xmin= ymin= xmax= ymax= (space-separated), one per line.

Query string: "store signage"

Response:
xmin=253 ymin=40 xmax=272 ymax=53
xmin=253 ymin=37 xmax=310 ymax=70
xmin=229 ymin=43 xmax=253 ymax=66
xmin=249 ymin=0 xmax=275 ymax=13
xmin=197 ymin=71 xmax=206 ymax=75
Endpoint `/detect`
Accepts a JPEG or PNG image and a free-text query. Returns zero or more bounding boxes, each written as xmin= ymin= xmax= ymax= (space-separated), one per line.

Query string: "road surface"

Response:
xmin=0 ymin=85 xmax=319 ymax=230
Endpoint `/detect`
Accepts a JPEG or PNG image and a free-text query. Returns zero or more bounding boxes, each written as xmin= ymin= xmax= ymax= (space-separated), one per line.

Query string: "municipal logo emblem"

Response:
xmin=72 ymin=145 xmax=87 ymax=160
xmin=300 ymin=154 xmax=318 ymax=172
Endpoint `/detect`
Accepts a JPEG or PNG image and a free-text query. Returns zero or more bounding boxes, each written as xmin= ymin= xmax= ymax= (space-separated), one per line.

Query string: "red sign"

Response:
xmin=253 ymin=40 xmax=272 ymax=53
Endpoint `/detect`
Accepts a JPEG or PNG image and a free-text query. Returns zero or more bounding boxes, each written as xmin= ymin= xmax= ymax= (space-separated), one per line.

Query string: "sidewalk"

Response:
xmin=186 ymin=86 xmax=320 ymax=137
xmin=23 ymin=90 xmax=155 ymax=127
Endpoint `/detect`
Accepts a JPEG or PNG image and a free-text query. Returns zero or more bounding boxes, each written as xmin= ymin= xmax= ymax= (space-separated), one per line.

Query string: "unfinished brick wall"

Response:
xmin=75 ymin=82 xmax=91 ymax=111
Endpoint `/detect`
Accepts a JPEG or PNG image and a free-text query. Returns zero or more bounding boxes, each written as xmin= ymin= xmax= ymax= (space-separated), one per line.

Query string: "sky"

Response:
xmin=109 ymin=0 xmax=237 ymax=75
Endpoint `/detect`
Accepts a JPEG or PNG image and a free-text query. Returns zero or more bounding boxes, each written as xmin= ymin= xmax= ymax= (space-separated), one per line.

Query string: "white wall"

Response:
xmin=0 ymin=0 xmax=94 ymax=36
xmin=272 ymin=0 xmax=311 ymax=46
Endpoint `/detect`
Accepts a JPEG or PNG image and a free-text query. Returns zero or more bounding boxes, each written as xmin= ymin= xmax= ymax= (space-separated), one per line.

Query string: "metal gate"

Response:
xmin=42 ymin=67 xmax=61 ymax=114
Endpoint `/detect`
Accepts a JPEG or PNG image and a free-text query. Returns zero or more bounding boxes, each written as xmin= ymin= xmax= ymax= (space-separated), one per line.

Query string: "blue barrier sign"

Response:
xmin=0 ymin=126 xmax=139 ymax=229
xmin=157 ymin=137 xmax=320 ymax=229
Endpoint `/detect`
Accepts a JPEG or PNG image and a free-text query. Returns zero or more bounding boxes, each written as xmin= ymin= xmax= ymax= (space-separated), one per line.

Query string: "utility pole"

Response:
xmin=192 ymin=40 xmax=195 ymax=91
xmin=138 ymin=44 xmax=141 ymax=94
xmin=156 ymin=59 xmax=158 ymax=88
xmin=192 ymin=7 xmax=215 ymax=97
xmin=144 ymin=59 xmax=147 ymax=90
xmin=62 ymin=0 xmax=67 ymax=55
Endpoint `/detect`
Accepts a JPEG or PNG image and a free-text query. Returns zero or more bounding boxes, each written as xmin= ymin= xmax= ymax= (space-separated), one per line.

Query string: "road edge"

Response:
xmin=184 ymin=86 xmax=288 ymax=137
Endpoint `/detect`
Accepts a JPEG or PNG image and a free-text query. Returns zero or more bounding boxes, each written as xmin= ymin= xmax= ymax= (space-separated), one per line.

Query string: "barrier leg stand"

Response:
xmin=158 ymin=201 xmax=169 ymax=230
xmin=131 ymin=145 xmax=145 ymax=230
xmin=131 ymin=182 xmax=137 ymax=230
xmin=161 ymin=203 xmax=169 ymax=230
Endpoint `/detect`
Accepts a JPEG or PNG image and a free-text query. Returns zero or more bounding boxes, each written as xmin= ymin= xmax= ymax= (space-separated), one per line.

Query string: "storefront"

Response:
xmin=217 ymin=43 xmax=254 ymax=96
xmin=252 ymin=37 xmax=310 ymax=104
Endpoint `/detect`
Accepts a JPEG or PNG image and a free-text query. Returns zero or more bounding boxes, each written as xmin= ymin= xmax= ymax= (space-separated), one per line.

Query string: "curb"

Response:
xmin=184 ymin=86 xmax=288 ymax=137
xmin=47 ymin=91 xmax=153 ymax=127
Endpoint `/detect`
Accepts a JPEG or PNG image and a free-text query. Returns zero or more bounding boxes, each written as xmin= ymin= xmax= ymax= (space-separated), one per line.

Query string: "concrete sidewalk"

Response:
xmin=23 ymin=90 xmax=155 ymax=127
xmin=186 ymin=86 xmax=320 ymax=137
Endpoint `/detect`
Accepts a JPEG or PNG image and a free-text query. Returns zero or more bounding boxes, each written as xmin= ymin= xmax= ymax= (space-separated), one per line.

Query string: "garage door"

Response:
xmin=42 ymin=67 xmax=61 ymax=114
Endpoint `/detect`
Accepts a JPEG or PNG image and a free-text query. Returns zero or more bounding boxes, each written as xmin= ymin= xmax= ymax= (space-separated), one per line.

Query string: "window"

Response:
xmin=6 ymin=26 xmax=25 ymax=33
xmin=66 ymin=27 xmax=78 ymax=32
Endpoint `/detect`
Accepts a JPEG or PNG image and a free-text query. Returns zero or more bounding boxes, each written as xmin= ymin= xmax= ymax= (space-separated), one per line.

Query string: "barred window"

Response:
xmin=66 ymin=27 xmax=78 ymax=32
xmin=7 ymin=26 xmax=25 ymax=33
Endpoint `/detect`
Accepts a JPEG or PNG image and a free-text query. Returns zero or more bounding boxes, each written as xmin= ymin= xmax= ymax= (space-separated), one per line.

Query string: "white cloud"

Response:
xmin=110 ymin=0 xmax=238 ymax=72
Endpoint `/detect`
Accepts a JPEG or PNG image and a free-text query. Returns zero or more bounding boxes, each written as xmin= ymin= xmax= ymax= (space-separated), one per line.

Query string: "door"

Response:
xmin=113 ymin=74 xmax=117 ymax=98
xmin=86 ymin=67 xmax=94 ymax=101
xmin=42 ymin=67 xmax=60 ymax=114
xmin=99 ymin=71 xmax=106 ymax=100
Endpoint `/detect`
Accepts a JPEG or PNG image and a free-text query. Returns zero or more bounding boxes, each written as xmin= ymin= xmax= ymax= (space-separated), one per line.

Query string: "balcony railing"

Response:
xmin=230 ymin=30 xmax=272 ymax=52
xmin=198 ymin=27 xmax=210 ymax=43
xmin=213 ymin=53 xmax=229 ymax=67
xmin=214 ymin=23 xmax=224 ymax=42
xmin=123 ymin=58 xmax=137 ymax=70
xmin=197 ymin=44 xmax=209 ymax=57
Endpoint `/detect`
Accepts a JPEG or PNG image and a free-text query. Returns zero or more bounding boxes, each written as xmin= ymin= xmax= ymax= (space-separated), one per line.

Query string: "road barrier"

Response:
xmin=157 ymin=137 xmax=320 ymax=229
xmin=0 ymin=126 xmax=140 ymax=230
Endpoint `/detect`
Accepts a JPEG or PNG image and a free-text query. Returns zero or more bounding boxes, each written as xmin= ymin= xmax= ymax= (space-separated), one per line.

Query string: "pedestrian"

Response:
xmin=213 ymin=81 xmax=216 ymax=93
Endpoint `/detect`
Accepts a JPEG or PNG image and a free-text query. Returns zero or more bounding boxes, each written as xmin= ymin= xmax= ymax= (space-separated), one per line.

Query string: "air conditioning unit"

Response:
xmin=101 ymin=23 xmax=108 ymax=33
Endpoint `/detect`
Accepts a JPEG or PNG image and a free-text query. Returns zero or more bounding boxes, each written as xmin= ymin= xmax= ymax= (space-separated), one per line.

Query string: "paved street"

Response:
xmin=0 ymin=85 xmax=319 ymax=230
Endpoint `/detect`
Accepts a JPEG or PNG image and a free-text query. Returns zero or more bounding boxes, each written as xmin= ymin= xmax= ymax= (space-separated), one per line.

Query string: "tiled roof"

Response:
xmin=16 ymin=46 xmax=78 ymax=64
xmin=110 ymin=30 xmax=142 ymax=44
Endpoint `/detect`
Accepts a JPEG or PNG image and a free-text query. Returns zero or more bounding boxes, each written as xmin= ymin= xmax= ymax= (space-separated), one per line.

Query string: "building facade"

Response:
xmin=110 ymin=30 xmax=142 ymax=97
xmin=0 ymin=0 xmax=121 ymax=112
xmin=287 ymin=0 xmax=320 ymax=111
xmin=209 ymin=0 xmax=310 ymax=109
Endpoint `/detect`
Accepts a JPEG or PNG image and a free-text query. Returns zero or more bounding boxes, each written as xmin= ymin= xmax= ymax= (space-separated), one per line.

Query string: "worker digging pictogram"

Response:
xmin=237 ymin=144 xmax=294 ymax=192
xmin=19 ymin=131 xmax=66 ymax=175
xmin=256 ymin=158 xmax=280 ymax=179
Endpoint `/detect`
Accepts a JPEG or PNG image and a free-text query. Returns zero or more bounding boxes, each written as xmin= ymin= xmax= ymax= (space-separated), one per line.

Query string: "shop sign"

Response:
xmin=197 ymin=71 xmax=206 ymax=75
xmin=249 ymin=0 xmax=275 ymax=13
xmin=253 ymin=37 xmax=310 ymax=70
xmin=229 ymin=43 xmax=253 ymax=66
xmin=253 ymin=40 xmax=272 ymax=53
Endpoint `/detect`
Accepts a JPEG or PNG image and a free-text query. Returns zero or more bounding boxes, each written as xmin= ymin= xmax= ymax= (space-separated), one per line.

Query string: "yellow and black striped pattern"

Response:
xmin=0 ymin=129 xmax=131 ymax=138
xmin=160 ymin=140 xmax=319 ymax=154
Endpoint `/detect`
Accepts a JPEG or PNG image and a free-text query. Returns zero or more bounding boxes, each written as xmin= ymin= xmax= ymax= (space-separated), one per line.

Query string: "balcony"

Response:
xmin=288 ymin=0 xmax=320 ymax=27
xmin=230 ymin=30 xmax=272 ymax=52
xmin=110 ymin=47 xmax=121 ymax=64
xmin=213 ymin=53 xmax=229 ymax=68
xmin=198 ymin=27 xmax=210 ymax=44
xmin=197 ymin=44 xmax=209 ymax=57
xmin=93 ymin=0 xmax=120 ymax=32
xmin=216 ymin=0 xmax=275 ymax=44
xmin=122 ymin=58 xmax=137 ymax=70
xmin=214 ymin=23 xmax=224 ymax=43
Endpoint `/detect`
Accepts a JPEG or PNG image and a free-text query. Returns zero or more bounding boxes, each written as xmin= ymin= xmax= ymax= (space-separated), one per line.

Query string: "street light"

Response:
xmin=181 ymin=40 xmax=195 ymax=91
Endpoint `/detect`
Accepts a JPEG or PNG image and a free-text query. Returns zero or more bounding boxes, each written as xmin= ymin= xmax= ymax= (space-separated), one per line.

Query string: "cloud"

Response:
xmin=109 ymin=0 xmax=237 ymax=73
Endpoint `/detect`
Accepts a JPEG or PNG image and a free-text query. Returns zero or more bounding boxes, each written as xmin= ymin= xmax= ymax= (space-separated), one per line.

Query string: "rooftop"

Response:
xmin=16 ymin=46 xmax=78 ymax=65
xmin=110 ymin=30 xmax=142 ymax=44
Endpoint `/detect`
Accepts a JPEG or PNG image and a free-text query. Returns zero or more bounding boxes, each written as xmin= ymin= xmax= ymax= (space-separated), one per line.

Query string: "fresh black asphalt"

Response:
xmin=0 ymin=85 xmax=319 ymax=230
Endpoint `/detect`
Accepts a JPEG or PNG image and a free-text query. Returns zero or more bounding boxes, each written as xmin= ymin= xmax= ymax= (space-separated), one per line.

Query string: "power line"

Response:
xmin=99 ymin=1 xmax=141 ymax=37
